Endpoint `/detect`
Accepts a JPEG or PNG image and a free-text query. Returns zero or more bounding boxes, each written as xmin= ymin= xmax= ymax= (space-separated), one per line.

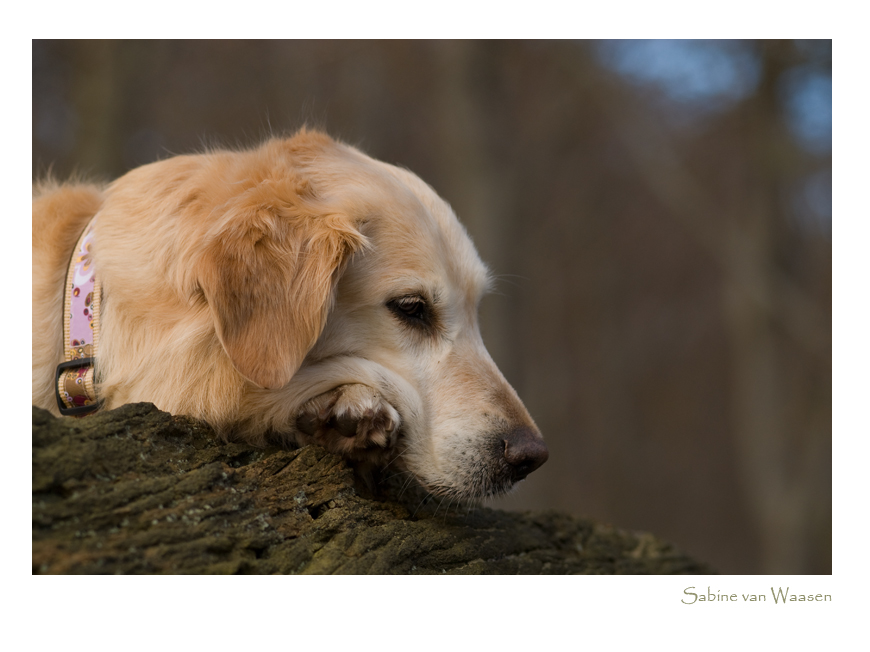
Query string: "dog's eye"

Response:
xmin=387 ymin=295 xmax=433 ymax=329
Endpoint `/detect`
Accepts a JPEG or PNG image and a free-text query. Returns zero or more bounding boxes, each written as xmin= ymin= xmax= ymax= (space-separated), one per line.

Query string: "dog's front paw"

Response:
xmin=295 ymin=384 xmax=400 ymax=456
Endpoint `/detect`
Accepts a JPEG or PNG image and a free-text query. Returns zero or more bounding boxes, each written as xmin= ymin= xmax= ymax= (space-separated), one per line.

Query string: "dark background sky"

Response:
xmin=32 ymin=39 xmax=832 ymax=574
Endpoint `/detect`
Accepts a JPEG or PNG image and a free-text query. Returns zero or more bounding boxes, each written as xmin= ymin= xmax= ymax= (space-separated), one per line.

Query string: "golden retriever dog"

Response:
xmin=32 ymin=129 xmax=548 ymax=501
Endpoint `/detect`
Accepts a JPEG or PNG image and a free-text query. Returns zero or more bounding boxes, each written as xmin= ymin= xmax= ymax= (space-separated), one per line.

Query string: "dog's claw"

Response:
xmin=296 ymin=384 xmax=400 ymax=456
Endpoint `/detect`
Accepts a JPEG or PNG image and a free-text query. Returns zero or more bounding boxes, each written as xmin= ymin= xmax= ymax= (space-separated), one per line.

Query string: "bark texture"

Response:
xmin=33 ymin=403 xmax=714 ymax=574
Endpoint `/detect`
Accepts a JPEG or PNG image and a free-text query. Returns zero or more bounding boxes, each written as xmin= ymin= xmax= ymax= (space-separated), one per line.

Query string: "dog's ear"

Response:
xmin=195 ymin=178 xmax=366 ymax=389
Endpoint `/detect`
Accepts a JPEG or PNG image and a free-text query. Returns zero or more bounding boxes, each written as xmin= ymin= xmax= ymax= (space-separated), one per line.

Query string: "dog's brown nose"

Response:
xmin=503 ymin=427 xmax=549 ymax=481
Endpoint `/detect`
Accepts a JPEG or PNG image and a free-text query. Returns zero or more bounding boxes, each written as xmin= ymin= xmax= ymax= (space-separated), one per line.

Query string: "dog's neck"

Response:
xmin=55 ymin=215 xmax=101 ymax=415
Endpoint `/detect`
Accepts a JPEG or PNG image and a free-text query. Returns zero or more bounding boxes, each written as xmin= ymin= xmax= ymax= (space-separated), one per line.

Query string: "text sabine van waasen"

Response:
xmin=682 ymin=587 xmax=832 ymax=604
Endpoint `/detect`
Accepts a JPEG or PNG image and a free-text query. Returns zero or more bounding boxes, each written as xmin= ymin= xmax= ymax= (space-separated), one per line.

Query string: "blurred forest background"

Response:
xmin=32 ymin=40 xmax=831 ymax=574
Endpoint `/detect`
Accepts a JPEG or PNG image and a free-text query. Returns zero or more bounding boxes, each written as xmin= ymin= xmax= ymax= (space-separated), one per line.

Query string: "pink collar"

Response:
xmin=55 ymin=215 xmax=101 ymax=415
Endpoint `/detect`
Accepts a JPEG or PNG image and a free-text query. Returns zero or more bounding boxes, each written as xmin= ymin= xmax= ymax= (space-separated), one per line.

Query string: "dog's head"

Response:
xmin=130 ymin=130 xmax=547 ymax=502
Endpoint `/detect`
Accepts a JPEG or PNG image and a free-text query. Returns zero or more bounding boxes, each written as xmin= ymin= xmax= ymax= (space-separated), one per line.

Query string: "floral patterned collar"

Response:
xmin=55 ymin=215 xmax=101 ymax=416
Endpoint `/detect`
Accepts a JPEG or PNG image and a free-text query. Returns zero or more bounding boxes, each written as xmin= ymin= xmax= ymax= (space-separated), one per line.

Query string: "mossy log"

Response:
xmin=33 ymin=403 xmax=714 ymax=574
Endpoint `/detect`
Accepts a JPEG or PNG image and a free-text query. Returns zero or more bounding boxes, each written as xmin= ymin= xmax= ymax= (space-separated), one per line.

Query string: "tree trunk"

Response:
xmin=33 ymin=403 xmax=713 ymax=574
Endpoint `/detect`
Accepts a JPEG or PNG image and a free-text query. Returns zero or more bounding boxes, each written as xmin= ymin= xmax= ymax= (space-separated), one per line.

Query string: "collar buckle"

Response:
xmin=55 ymin=357 xmax=100 ymax=416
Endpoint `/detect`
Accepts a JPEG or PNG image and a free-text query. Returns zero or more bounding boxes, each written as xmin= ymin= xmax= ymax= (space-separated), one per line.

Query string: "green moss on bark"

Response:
xmin=33 ymin=404 xmax=714 ymax=574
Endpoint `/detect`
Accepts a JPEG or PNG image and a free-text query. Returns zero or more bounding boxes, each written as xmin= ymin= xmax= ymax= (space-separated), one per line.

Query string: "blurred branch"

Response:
xmin=571 ymin=40 xmax=829 ymax=573
xmin=70 ymin=40 xmax=124 ymax=177
xmin=586 ymin=74 xmax=828 ymax=361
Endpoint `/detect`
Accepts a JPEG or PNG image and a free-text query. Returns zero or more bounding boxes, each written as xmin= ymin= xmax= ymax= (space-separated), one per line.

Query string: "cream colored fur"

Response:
xmin=32 ymin=130 xmax=546 ymax=500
